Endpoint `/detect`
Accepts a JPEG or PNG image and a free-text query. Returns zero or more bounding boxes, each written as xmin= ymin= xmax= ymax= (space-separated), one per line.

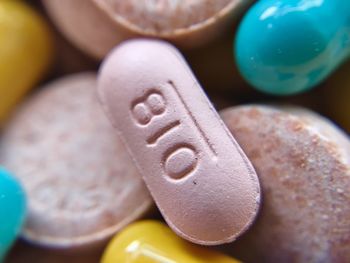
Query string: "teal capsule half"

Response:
xmin=235 ymin=0 xmax=350 ymax=95
xmin=0 ymin=167 xmax=26 ymax=261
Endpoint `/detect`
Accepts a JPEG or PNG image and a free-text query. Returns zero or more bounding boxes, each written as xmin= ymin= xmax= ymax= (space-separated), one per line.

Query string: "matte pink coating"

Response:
xmin=97 ymin=39 xmax=260 ymax=245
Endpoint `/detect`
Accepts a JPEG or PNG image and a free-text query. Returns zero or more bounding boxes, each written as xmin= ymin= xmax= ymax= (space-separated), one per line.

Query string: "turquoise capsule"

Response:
xmin=0 ymin=167 xmax=26 ymax=261
xmin=235 ymin=0 xmax=350 ymax=95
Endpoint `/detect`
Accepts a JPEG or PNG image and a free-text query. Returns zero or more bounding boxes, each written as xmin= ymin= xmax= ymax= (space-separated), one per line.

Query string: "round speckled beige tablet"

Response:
xmin=42 ymin=0 xmax=253 ymax=59
xmin=0 ymin=73 xmax=153 ymax=249
xmin=220 ymin=105 xmax=350 ymax=263
xmin=94 ymin=0 xmax=238 ymax=37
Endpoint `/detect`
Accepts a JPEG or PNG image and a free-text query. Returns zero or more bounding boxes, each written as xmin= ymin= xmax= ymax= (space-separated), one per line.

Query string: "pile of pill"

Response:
xmin=0 ymin=1 xmax=349 ymax=262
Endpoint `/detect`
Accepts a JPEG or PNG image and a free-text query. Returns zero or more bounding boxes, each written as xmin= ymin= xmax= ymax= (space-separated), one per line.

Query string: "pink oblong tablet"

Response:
xmin=97 ymin=39 xmax=260 ymax=245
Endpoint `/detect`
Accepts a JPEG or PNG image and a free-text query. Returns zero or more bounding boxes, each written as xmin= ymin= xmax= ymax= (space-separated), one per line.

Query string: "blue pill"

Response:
xmin=0 ymin=167 xmax=26 ymax=261
xmin=235 ymin=0 xmax=350 ymax=95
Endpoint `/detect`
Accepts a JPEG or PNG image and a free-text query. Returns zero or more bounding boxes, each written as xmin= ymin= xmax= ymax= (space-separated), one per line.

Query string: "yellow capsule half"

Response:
xmin=0 ymin=0 xmax=53 ymax=123
xmin=102 ymin=220 xmax=241 ymax=263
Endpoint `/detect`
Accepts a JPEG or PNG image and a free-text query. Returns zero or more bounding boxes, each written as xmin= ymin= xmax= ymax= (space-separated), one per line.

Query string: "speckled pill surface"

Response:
xmin=0 ymin=73 xmax=153 ymax=250
xmin=98 ymin=39 xmax=261 ymax=245
xmin=43 ymin=0 xmax=253 ymax=59
xmin=0 ymin=168 xmax=26 ymax=262
xmin=221 ymin=105 xmax=350 ymax=263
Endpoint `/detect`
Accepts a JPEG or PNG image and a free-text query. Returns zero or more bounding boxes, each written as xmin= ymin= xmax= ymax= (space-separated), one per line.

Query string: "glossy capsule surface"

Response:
xmin=0 ymin=167 xmax=26 ymax=261
xmin=235 ymin=0 xmax=350 ymax=95
xmin=101 ymin=220 xmax=241 ymax=263
xmin=0 ymin=0 xmax=52 ymax=123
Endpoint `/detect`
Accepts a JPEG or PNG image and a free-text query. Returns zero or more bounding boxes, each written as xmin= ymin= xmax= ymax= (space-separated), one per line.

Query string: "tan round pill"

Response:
xmin=0 ymin=73 xmax=153 ymax=250
xmin=221 ymin=105 xmax=350 ymax=263
xmin=42 ymin=0 xmax=253 ymax=59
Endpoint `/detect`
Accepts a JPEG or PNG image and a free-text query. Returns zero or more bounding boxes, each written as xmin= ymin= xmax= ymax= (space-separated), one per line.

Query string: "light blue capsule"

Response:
xmin=235 ymin=0 xmax=350 ymax=95
xmin=0 ymin=167 xmax=26 ymax=261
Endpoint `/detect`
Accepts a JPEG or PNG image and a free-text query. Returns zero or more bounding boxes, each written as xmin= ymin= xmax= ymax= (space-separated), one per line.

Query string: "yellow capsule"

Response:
xmin=0 ymin=0 xmax=53 ymax=123
xmin=102 ymin=220 xmax=241 ymax=263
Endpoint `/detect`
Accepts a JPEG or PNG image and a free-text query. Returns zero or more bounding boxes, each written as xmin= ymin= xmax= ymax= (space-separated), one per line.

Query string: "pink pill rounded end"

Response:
xmin=97 ymin=39 xmax=261 ymax=245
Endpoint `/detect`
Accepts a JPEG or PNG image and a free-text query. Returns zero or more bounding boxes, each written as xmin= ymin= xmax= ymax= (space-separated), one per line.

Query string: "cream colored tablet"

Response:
xmin=98 ymin=39 xmax=260 ymax=245
xmin=42 ymin=0 xmax=253 ymax=59
xmin=0 ymin=73 xmax=153 ymax=249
